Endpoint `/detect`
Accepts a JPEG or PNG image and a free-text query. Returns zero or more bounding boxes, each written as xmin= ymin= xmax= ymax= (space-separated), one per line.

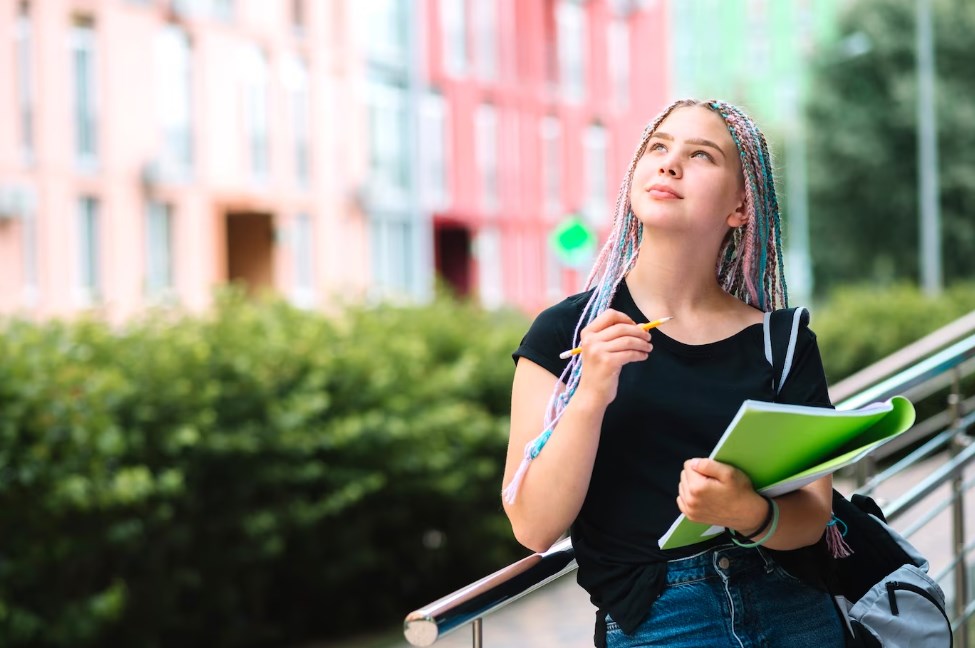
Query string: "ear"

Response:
xmin=725 ymin=196 xmax=747 ymax=228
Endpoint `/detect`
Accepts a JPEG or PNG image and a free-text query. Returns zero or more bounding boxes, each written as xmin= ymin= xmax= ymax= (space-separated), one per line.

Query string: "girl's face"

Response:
xmin=629 ymin=106 xmax=747 ymax=239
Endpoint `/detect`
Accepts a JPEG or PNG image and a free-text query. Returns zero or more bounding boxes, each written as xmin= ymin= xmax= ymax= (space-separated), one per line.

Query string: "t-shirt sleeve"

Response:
xmin=511 ymin=297 xmax=584 ymax=379
xmin=776 ymin=324 xmax=833 ymax=408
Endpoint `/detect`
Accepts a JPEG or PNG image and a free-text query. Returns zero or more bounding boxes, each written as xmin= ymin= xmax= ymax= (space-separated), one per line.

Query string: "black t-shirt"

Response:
xmin=511 ymin=279 xmax=832 ymax=635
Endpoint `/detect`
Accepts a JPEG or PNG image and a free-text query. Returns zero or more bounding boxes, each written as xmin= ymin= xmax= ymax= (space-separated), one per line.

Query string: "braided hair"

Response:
xmin=503 ymin=99 xmax=788 ymax=504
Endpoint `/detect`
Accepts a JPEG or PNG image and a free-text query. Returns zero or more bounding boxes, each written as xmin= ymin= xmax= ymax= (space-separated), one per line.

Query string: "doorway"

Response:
xmin=434 ymin=223 xmax=472 ymax=298
xmin=226 ymin=211 xmax=273 ymax=295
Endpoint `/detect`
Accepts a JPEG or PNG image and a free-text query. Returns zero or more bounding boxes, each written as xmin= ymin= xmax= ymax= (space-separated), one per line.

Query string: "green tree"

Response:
xmin=805 ymin=0 xmax=975 ymax=295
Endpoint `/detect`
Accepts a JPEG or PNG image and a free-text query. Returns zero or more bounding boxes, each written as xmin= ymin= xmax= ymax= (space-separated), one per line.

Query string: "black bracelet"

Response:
xmin=731 ymin=495 xmax=774 ymax=542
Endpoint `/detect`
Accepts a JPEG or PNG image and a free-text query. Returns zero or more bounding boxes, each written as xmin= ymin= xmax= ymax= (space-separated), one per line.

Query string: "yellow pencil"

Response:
xmin=558 ymin=317 xmax=673 ymax=360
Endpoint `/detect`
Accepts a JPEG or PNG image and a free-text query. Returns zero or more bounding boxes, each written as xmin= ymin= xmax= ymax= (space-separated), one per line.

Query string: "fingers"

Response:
xmin=579 ymin=310 xmax=653 ymax=357
xmin=685 ymin=458 xmax=734 ymax=481
xmin=585 ymin=308 xmax=637 ymax=330
xmin=677 ymin=459 xmax=760 ymax=527
xmin=574 ymin=309 xmax=654 ymax=405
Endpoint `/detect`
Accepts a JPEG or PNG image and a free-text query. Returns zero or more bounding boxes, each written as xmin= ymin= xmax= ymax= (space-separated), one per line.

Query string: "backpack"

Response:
xmin=764 ymin=307 xmax=952 ymax=648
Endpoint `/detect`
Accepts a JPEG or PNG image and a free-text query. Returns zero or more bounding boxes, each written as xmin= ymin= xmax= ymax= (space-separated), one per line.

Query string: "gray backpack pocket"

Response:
xmin=848 ymin=563 xmax=951 ymax=647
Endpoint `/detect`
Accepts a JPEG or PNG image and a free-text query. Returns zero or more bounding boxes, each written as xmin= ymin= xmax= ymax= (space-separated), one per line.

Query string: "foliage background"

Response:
xmin=0 ymin=292 xmax=527 ymax=647
xmin=805 ymin=0 xmax=975 ymax=294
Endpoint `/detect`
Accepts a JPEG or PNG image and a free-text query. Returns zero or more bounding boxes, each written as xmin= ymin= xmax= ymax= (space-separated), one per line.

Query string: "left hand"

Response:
xmin=677 ymin=458 xmax=767 ymax=533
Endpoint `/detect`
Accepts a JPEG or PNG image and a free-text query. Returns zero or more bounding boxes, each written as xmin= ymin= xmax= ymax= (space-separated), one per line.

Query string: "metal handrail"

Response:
xmin=404 ymin=311 xmax=975 ymax=646
xmin=828 ymin=309 xmax=975 ymax=404
xmin=403 ymin=538 xmax=576 ymax=647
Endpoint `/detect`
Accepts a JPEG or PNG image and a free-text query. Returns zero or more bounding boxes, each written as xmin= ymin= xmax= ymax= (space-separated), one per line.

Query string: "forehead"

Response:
xmin=652 ymin=106 xmax=736 ymax=150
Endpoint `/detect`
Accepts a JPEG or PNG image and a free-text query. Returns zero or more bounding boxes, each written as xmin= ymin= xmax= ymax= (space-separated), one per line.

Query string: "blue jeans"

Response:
xmin=605 ymin=544 xmax=845 ymax=647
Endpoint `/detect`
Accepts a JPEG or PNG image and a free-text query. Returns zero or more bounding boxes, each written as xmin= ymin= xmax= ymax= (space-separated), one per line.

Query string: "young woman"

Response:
xmin=502 ymin=100 xmax=845 ymax=647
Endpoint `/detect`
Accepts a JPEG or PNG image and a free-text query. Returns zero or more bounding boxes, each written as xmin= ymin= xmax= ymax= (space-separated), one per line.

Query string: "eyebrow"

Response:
xmin=651 ymin=132 xmax=728 ymax=160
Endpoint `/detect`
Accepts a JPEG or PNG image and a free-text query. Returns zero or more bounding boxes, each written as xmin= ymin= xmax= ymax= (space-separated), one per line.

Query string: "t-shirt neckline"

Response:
xmin=617 ymin=278 xmax=762 ymax=356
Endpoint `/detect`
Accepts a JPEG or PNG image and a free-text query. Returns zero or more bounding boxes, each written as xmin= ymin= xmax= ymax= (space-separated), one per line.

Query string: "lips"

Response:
xmin=646 ymin=183 xmax=683 ymax=199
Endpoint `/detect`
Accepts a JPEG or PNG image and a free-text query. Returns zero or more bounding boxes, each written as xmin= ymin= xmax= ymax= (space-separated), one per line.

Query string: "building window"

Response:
xmin=543 ymin=0 xmax=559 ymax=92
xmin=146 ymin=201 xmax=174 ymax=297
xmin=440 ymin=0 xmax=467 ymax=76
xmin=475 ymin=103 xmax=498 ymax=213
xmin=556 ymin=0 xmax=587 ymax=103
xmin=365 ymin=0 xmax=408 ymax=64
xmin=71 ymin=16 xmax=98 ymax=168
xmin=475 ymin=226 xmax=503 ymax=309
xmin=504 ymin=110 xmax=523 ymax=213
xmin=241 ymin=44 xmax=269 ymax=181
xmin=291 ymin=0 xmax=305 ymax=34
xmin=367 ymin=80 xmax=409 ymax=204
xmin=371 ymin=216 xmax=414 ymax=298
xmin=77 ymin=196 xmax=100 ymax=303
xmin=15 ymin=2 xmax=34 ymax=164
xmin=22 ymin=209 xmax=38 ymax=304
xmin=584 ymin=124 xmax=608 ymax=224
xmin=284 ymin=54 xmax=311 ymax=188
xmin=472 ymin=0 xmax=497 ymax=80
xmin=173 ymin=0 xmax=234 ymax=21
xmin=541 ymin=116 xmax=562 ymax=216
xmin=212 ymin=0 xmax=233 ymax=20
xmin=292 ymin=213 xmax=314 ymax=305
xmin=545 ymin=244 xmax=563 ymax=301
xmin=155 ymin=25 xmax=193 ymax=175
xmin=608 ymin=17 xmax=630 ymax=109
xmin=419 ymin=91 xmax=450 ymax=210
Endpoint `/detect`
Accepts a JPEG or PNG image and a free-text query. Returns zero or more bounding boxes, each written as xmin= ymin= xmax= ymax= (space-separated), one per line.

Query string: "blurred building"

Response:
xmin=0 ymin=0 xmax=669 ymax=320
xmin=418 ymin=0 xmax=669 ymax=314
xmin=0 ymin=0 xmax=371 ymax=320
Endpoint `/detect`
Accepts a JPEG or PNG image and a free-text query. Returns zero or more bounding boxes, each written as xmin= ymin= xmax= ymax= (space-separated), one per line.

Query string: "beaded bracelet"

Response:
xmin=729 ymin=498 xmax=780 ymax=548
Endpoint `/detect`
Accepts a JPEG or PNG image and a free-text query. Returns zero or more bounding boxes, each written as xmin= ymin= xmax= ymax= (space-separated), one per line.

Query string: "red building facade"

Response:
xmin=421 ymin=0 xmax=670 ymax=314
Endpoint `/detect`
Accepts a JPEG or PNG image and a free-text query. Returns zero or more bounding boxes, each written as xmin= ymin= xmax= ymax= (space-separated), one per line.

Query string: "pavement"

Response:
xmin=387 ymin=451 xmax=973 ymax=648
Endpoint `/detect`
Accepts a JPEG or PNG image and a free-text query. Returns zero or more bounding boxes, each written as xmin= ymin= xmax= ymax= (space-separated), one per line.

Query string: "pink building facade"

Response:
xmin=0 ymin=0 xmax=371 ymax=321
xmin=423 ymin=0 xmax=670 ymax=314
xmin=0 ymin=0 xmax=671 ymax=321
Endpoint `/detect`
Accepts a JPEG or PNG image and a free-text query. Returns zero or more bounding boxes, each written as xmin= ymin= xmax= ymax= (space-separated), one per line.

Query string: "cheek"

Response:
xmin=631 ymin=157 xmax=654 ymax=188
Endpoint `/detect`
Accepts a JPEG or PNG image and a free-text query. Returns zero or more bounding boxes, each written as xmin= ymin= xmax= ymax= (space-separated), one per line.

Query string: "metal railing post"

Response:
xmin=472 ymin=619 xmax=483 ymax=648
xmin=949 ymin=369 xmax=969 ymax=647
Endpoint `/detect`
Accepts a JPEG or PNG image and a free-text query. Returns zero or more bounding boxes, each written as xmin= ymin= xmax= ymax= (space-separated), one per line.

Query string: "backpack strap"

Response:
xmin=762 ymin=307 xmax=810 ymax=396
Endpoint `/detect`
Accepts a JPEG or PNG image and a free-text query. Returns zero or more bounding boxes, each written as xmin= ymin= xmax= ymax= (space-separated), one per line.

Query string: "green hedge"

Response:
xmin=813 ymin=283 xmax=975 ymax=384
xmin=0 ymin=292 xmax=529 ymax=646
xmin=2 ymin=283 xmax=973 ymax=646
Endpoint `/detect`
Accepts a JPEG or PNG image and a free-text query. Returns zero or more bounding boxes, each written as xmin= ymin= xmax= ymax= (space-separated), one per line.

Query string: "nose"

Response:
xmin=658 ymin=155 xmax=681 ymax=178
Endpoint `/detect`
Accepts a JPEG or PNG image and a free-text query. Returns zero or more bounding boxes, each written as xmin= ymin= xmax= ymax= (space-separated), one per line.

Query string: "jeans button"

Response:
xmin=718 ymin=556 xmax=731 ymax=569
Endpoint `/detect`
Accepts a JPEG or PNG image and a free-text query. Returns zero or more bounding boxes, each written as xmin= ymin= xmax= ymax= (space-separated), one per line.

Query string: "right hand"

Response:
xmin=576 ymin=309 xmax=653 ymax=406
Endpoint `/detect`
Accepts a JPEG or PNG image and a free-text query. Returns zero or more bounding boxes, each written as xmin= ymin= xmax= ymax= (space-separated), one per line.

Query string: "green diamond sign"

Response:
xmin=550 ymin=215 xmax=597 ymax=267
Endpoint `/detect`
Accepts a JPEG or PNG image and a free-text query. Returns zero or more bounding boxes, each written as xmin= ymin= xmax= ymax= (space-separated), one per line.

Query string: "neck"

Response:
xmin=625 ymin=233 xmax=730 ymax=317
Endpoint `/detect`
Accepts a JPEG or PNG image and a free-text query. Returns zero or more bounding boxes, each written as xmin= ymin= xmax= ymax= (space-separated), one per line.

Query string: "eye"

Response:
xmin=647 ymin=142 xmax=666 ymax=154
xmin=691 ymin=150 xmax=715 ymax=162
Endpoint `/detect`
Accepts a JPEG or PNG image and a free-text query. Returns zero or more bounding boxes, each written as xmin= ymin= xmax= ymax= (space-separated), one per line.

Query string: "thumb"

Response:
xmin=688 ymin=458 xmax=732 ymax=481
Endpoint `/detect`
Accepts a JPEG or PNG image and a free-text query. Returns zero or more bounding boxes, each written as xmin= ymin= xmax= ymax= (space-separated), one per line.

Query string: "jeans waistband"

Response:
xmin=664 ymin=544 xmax=773 ymax=585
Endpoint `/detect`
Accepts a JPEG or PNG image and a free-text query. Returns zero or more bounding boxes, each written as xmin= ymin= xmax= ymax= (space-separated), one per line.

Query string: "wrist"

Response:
xmin=741 ymin=495 xmax=774 ymax=539
xmin=572 ymin=383 xmax=614 ymax=411
xmin=729 ymin=497 xmax=780 ymax=548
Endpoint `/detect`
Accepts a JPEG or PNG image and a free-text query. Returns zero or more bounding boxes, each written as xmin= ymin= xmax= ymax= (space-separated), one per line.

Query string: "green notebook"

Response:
xmin=657 ymin=396 xmax=916 ymax=551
